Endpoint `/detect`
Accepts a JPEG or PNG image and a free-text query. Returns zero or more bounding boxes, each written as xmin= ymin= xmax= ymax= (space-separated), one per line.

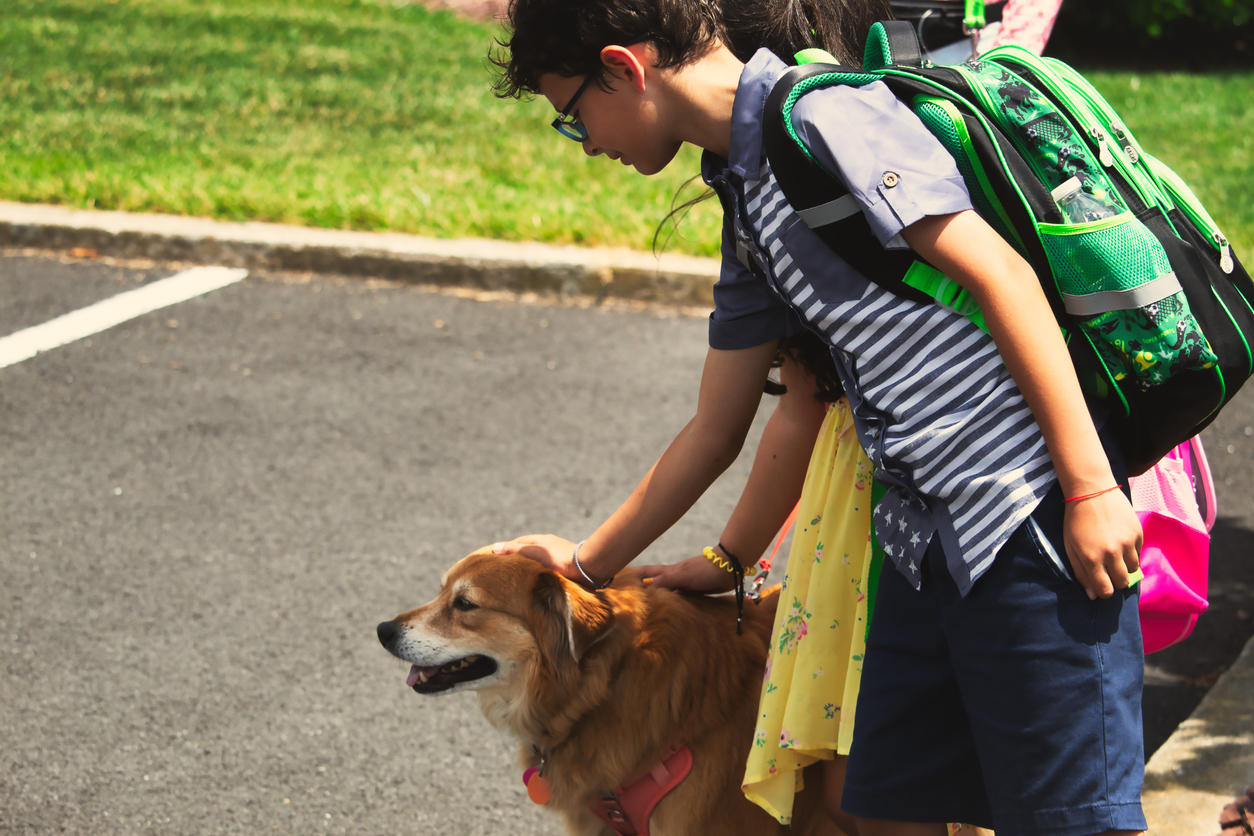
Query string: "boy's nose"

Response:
xmin=582 ymin=141 xmax=602 ymax=158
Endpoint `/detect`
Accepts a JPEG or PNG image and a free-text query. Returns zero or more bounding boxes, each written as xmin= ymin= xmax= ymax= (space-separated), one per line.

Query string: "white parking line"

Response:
xmin=0 ymin=266 xmax=248 ymax=369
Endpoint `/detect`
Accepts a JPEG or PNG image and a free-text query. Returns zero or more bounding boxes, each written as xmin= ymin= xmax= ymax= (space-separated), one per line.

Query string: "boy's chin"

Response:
xmin=632 ymin=142 xmax=682 ymax=175
xmin=632 ymin=151 xmax=681 ymax=176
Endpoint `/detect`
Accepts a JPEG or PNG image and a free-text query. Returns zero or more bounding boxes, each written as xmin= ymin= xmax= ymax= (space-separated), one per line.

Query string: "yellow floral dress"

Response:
xmin=741 ymin=397 xmax=882 ymax=824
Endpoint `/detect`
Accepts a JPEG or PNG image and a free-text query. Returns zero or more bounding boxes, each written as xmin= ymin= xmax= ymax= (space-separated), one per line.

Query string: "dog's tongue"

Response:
xmin=405 ymin=664 xmax=442 ymax=687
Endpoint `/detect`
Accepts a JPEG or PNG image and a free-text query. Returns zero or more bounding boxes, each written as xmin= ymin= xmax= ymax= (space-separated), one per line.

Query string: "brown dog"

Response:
xmin=377 ymin=549 xmax=838 ymax=836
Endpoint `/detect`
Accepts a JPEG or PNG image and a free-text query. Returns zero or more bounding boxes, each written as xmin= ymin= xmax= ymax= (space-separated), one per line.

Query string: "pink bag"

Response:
xmin=1129 ymin=437 xmax=1216 ymax=654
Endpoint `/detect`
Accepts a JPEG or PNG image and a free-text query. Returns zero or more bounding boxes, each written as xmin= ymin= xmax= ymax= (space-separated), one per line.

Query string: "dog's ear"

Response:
xmin=529 ymin=572 xmax=614 ymax=678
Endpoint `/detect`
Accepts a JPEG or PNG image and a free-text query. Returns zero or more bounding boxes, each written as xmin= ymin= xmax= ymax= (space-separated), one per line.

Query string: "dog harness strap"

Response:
xmin=588 ymin=744 xmax=693 ymax=836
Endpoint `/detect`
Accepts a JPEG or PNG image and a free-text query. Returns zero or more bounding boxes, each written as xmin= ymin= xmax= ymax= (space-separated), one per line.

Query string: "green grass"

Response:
xmin=0 ymin=0 xmax=1250 ymax=258
xmin=1082 ymin=70 xmax=1254 ymax=256
xmin=0 ymin=0 xmax=722 ymax=255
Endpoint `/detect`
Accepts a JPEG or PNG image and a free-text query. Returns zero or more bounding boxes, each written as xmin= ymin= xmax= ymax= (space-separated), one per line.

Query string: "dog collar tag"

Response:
xmin=523 ymin=769 xmax=552 ymax=805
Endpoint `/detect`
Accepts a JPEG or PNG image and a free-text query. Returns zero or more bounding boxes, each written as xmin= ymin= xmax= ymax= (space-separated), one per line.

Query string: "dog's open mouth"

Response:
xmin=405 ymin=655 xmax=498 ymax=694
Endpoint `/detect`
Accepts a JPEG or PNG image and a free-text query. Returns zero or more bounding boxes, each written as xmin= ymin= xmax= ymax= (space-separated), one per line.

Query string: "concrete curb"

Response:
xmin=0 ymin=201 xmax=720 ymax=307
xmin=1143 ymin=634 xmax=1254 ymax=834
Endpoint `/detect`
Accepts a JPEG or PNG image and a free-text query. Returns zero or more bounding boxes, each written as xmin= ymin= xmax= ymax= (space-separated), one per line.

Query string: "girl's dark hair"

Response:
xmin=493 ymin=0 xmax=893 ymax=99
xmin=766 ymin=329 xmax=845 ymax=402
xmin=720 ymin=0 xmax=893 ymax=66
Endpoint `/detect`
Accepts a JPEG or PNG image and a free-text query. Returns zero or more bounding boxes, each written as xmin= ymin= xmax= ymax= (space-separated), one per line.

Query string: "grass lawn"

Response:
xmin=1 ymin=0 xmax=1250 ymax=258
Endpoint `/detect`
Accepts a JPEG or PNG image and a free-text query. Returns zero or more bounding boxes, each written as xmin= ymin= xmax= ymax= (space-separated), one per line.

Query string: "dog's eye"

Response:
xmin=452 ymin=595 xmax=478 ymax=612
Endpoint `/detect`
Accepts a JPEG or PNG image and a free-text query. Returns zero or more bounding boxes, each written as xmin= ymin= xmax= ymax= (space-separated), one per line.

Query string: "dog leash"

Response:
xmin=748 ymin=501 xmax=801 ymax=603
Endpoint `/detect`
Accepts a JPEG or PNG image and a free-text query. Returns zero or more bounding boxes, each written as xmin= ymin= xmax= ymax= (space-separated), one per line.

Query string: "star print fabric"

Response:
xmin=873 ymin=487 xmax=934 ymax=591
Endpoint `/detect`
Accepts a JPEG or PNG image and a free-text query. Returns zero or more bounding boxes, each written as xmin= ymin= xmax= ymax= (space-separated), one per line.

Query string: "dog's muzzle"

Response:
xmin=376 ymin=619 xmax=498 ymax=694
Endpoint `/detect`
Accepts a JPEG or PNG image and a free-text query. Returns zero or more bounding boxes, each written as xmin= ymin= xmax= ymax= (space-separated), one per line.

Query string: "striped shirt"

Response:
xmin=705 ymin=49 xmax=1057 ymax=595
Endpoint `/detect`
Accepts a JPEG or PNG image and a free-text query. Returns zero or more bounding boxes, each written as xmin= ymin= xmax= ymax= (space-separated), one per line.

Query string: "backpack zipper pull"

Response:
xmin=1215 ymin=232 xmax=1234 ymax=274
xmin=1109 ymin=120 xmax=1140 ymax=163
xmin=1090 ymin=126 xmax=1114 ymax=167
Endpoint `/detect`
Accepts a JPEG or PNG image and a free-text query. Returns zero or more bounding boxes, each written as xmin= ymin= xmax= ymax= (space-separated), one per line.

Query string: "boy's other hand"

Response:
xmin=492 ymin=534 xmax=579 ymax=580
xmin=638 ymin=554 xmax=739 ymax=594
xmin=1062 ymin=490 xmax=1143 ymax=600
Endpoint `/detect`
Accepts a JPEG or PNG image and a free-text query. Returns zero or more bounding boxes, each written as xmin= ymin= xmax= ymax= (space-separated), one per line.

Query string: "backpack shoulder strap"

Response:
xmin=762 ymin=62 xmax=933 ymax=306
xmin=863 ymin=20 xmax=926 ymax=71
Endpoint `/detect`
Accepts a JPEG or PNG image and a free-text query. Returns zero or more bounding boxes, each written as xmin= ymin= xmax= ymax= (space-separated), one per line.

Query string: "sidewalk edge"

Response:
xmin=0 ymin=202 xmax=720 ymax=308
xmin=1142 ymin=634 xmax=1254 ymax=835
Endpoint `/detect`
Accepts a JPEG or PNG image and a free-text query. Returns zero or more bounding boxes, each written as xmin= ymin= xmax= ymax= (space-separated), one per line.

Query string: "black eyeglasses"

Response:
xmin=551 ymin=74 xmax=594 ymax=142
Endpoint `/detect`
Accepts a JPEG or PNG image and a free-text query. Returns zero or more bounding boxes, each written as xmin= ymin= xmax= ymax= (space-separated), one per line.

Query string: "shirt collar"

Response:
xmin=701 ymin=48 xmax=790 ymax=185
xmin=729 ymin=48 xmax=789 ymax=180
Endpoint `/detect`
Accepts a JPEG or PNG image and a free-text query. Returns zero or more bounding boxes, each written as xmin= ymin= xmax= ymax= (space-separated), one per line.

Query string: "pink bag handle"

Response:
xmin=1189 ymin=436 xmax=1217 ymax=532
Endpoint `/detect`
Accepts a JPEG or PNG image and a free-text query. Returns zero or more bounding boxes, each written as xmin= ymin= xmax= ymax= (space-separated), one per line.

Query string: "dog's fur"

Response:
xmin=379 ymin=549 xmax=838 ymax=836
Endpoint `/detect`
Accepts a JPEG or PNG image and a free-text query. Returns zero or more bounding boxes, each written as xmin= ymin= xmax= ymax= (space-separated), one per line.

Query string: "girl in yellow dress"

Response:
xmin=641 ymin=340 xmax=986 ymax=836
xmin=639 ymin=335 xmax=869 ymax=835
xmin=741 ymin=393 xmax=881 ymax=828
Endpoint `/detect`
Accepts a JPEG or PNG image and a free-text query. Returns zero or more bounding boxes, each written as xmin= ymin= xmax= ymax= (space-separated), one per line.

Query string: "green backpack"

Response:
xmin=763 ymin=21 xmax=1254 ymax=475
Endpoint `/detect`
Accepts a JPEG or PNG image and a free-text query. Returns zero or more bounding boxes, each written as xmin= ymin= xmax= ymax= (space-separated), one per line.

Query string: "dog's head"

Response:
xmin=377 ymin=549 xmax=616 ymax=703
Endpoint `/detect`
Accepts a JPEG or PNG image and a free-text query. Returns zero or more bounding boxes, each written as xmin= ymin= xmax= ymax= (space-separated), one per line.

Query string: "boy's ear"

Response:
xmin=600 ymin=44 xmax=650 ymax=93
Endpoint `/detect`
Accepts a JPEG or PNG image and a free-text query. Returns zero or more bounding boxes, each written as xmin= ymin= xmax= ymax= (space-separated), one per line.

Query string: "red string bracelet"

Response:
xmin=1063 ymin=484 xmax=1124 ymax=503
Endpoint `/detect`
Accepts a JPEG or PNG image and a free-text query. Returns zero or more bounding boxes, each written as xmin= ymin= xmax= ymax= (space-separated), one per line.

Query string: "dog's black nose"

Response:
xmin=377 ymin=621 xmax=399 ymax=648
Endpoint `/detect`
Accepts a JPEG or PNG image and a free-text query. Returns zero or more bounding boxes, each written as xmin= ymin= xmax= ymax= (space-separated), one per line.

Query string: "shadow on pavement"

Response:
xmin=1142 ymin=514 xmax=1254 ymax=757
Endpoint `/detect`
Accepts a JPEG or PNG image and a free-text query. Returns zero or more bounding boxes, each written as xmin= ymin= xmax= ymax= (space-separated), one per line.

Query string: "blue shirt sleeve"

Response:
xmin=791 ymin=81 xmax=973 ymax=250
xmin=709 ymin=220 xmax=800 ymax=350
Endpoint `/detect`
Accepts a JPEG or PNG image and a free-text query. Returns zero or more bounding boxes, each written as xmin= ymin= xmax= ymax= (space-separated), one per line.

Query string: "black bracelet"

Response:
xmin=717 ymin=542 xmax=746 ymax=635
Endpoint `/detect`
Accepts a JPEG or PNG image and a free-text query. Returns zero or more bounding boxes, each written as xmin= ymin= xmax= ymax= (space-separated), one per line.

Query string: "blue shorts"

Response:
xmin=841 ymin=481 xmax=1147 ymax=835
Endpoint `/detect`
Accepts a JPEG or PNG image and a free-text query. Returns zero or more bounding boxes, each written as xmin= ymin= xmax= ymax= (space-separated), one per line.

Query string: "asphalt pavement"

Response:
xmin=2 ymin=250 xmax=1252 ymax=834
xmin=0 ymin=251 xmax=773 ymax=835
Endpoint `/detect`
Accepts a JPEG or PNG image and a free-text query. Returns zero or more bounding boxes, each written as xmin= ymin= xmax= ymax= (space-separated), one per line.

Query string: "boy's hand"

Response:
xmin=637 ymin=554 xmax=740 ymax=594
xmin=492 ymin=534 xmax=580 ymax=581
xmin=1062 ymin=490 xmax=1143 ymax=600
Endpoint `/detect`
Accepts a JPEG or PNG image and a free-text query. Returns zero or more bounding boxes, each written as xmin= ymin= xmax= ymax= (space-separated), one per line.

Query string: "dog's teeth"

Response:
xmin=418 ymin=670 xmax=430 ymax=683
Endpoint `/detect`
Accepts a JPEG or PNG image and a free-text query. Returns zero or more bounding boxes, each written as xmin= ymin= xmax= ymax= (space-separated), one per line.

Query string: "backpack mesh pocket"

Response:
xmin=1040 ymin=214 xmax=1218 ymax=388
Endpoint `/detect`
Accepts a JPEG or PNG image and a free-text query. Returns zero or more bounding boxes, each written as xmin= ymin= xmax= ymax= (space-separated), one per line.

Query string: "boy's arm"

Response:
xmin=902 ymin=209 xmax=1143 ymax=600
xmin=638 ymin=355 xmax=828 ymax=592
xmin=493 ymin=341 xmax=781 ymax=584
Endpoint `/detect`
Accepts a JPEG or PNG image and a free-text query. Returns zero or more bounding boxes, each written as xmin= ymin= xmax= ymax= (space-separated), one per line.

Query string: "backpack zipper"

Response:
xmin=981 ymin=47 xmax=1168 ymax=213
xmin=1145 ymin=153 xmax=1236 ymax=274
xmin=1038 ymin=56 xmax=1172 ymax=210
xmin=1043 ymin=59 xmax=1147 ymax=166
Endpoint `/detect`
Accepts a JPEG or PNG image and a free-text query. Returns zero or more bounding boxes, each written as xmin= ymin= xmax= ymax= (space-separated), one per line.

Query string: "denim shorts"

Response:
xmin=841 ymin=480 xmax=1147 ymax=835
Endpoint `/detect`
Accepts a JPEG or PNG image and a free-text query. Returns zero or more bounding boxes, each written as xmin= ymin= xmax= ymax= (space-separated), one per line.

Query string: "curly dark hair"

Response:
xmin=492 ymin=0 xmax=724 ymax=99
xmin=492 ymin=0 xmax=892 ymax=99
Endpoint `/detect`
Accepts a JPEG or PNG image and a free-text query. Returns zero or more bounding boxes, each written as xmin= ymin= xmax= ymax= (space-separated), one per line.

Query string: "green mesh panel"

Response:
xmin=1040 ymin=215 xmax=1170 ymax=297
xmin=1041 ymin=216 xmax=1218 ymax=387
xmin=862 ymin=22 xmax=894 ymax=71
